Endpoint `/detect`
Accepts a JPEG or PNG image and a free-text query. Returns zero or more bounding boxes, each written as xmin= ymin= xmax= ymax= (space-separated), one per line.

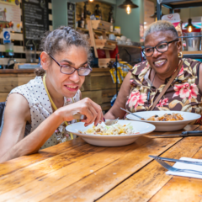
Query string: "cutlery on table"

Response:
xmin=120 ymin=108 xmax=145 ymax=120
xmin=181 ymin=130 xmax=202 ymax=135
xmin=147 ymin=131 xmax=202 ymax=138
xmin=150 ymin=155 xmax=202 ymax=175
xmin=149 ymin=155 xmax=202 ymax=166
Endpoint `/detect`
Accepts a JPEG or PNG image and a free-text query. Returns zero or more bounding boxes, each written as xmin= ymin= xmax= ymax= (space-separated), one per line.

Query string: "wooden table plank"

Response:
xmin=97 ymin=136 xmax=202 ymax=202
xmin=0 ymin=138 xmax=151 ymax=202
xmin=40 ymin=137 xmax=182 ymax=202
xmin=0 ymin=143 xmax=107 ymax=195
xmin=0 ymin=138 xmax=86 ymax=177
xmin=149 ymin=141 xmax=202 ymax=202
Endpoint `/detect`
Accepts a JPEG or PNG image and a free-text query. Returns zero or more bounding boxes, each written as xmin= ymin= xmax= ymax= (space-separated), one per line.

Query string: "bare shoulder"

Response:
xmin=5 ymin=93 xmax=31 ymax=123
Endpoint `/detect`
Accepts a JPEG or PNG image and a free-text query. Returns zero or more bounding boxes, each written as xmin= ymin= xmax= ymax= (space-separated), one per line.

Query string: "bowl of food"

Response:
xmin=126 ymin=111 xmax=201 ymax=131
xmin=66 ymin=120 xmax=155 ymax=146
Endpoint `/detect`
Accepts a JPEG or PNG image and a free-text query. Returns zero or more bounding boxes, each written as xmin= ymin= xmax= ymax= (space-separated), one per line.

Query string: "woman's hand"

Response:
xmin=56 ymin=98 xmax=104 ymax=126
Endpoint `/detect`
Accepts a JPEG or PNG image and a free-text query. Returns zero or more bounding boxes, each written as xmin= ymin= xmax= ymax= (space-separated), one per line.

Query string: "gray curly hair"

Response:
xmin=144 ymin=20 xmax=178 ymax=40
xmin=41 ymin=26 xmax=91 ymax=62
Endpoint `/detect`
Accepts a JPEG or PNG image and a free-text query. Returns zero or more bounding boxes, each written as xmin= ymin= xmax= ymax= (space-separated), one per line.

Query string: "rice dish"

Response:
xmin=82 ymin=123 xmax=139 ymax=136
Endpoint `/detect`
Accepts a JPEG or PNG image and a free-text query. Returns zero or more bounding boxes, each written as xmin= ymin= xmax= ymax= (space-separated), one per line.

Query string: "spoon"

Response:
xmin=120 ymin=108 xmax=145 ymax=120
xmin=105 ymin=118 xmax=119 ymax=126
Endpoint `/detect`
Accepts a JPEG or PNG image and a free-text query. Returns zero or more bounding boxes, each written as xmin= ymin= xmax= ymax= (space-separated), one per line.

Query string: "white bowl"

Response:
xmin=126 ymin=111 xmax=201 ymax=131
xmin=66 ymin=120 xmax=155 ymax=147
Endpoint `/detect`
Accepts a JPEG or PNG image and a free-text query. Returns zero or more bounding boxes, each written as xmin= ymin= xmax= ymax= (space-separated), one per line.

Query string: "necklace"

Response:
xmin=147 ymin=69 xmax=156 ymax=102
xmin=42 ymin=74 xmax=73 ymax=140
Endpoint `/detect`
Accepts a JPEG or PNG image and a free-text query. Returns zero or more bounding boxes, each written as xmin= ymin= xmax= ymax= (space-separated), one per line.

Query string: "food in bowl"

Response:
xmin=81 ymin=123 xmax=139 ymax=136
xmin=147 ymin=113 xmax=183 ymax=121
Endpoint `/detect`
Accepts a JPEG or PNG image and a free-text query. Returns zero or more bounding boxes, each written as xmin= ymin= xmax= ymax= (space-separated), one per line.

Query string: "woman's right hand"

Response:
xmin=56 ymin=98 xmax=104 ymax=126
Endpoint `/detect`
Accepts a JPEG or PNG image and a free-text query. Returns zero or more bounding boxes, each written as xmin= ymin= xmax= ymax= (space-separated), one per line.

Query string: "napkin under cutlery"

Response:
xmin=166 ymin=157 xmax=202 ymax=179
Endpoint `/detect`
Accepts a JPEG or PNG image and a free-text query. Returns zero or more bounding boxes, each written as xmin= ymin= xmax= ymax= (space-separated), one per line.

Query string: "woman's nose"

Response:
xmin=69 ymin=70 xmax=80 ymax=82
xmin=152 ymin=48 xmax=162 ymax=57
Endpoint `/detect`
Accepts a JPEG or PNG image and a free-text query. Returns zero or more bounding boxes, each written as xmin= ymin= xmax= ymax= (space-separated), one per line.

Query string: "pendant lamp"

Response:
xmin=118 ymin=0 xmax=138 ymax=15
xmin=187 ymin=18 xmax=194 ymax=33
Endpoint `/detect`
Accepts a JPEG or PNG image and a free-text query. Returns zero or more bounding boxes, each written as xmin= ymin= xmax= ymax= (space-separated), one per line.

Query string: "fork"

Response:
xmin=120 ymin=108 xmax=145 ymax=120
xmin=105 ymin=118 xmax=119 ymax=126
xmin=152 ymin=156 xmax=202 ymax=175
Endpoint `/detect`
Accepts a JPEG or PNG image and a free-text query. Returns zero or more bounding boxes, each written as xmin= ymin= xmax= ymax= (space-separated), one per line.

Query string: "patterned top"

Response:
xmin=126 ymin=58 xmax=202 ymax=118
xmin=10 ymin=76 xmax=80 ymax=149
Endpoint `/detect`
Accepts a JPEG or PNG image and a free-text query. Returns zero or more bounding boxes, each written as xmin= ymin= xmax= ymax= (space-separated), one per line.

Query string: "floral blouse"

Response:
xmin=126 ymin=58 xmax=202 ymax=123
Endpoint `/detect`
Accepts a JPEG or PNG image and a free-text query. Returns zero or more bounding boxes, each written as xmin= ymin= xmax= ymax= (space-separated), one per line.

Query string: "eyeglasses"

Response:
xmin=49 ymin=54 xmax=92 ymax=76
xmin=142 ymin=39 xmax=179 ymax=57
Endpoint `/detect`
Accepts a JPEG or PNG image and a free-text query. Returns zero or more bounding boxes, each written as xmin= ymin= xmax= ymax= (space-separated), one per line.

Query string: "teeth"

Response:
xmin=66 ymin=85 xmax=77 ymax=89
xmin=154 ymin=60 xmax=166 ymax=66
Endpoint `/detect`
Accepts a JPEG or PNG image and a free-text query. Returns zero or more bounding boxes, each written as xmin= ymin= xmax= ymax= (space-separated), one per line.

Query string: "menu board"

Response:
xmin=22 ymin=0 xmax=49 ymax=50
xmin=67 ymin=3 xmax=75 ymax=28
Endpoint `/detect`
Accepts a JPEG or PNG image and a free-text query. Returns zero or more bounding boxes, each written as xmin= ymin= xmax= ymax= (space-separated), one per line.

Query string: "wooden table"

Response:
xmin=1 ymin=125 xmax=202 ymax=202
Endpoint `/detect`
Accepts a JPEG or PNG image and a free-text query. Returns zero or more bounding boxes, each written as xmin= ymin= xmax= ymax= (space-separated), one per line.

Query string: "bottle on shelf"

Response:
xmin=108 ymin=7 xmax=114 ymax=32
xmin=80 ymin=12 xmax=85 ymax=28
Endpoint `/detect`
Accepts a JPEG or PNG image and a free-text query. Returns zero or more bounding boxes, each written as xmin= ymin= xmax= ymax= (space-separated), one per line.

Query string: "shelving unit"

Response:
xmin=157 ymin=0 xmax=202 ymax=20
xmin=87 ymin=20 xmax=118 ymax=68
xmin=76 ymin=27 xmax=122 ymax=37
xmin=157 ymin=0 xmax=202 ymax=59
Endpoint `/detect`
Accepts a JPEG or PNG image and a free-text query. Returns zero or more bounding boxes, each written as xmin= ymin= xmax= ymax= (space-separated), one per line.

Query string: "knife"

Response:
xmin=182 ymin=130 xmax=202 ymax=135
xmin=147 ymin=132 xmax=202 ymax=138
xmin=149 ymin=155 xmax=202 ymax=166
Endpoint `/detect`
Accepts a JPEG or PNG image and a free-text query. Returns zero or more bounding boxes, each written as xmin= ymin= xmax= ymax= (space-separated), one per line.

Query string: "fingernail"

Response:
xmin=103 ymin=117 xmax=106 ymax=122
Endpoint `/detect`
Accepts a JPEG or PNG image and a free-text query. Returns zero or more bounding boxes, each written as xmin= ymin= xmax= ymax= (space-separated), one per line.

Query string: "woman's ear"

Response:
xmin=177 ymin=40 xmax=182 ymax=52
xmin=40 ymin=51 xmax=50 ymax=71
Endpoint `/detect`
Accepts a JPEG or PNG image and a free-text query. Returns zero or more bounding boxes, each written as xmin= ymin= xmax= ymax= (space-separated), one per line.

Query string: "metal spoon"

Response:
xmin=120 ymin=108 xmax=145 ymax=120
xmin=105 ymin=118 xmax=119 ymax=126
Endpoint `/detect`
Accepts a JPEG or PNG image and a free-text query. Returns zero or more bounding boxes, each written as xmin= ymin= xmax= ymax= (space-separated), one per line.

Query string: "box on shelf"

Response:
xmin=114 ymin=26 xmax=121 ymax=34
xmin=91 ymin=20 xmax=111 ymax=31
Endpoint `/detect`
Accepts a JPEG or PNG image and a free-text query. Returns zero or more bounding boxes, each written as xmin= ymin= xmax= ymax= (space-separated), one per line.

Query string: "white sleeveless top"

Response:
xmin=10 ymin=76 xmax=80 ymax=149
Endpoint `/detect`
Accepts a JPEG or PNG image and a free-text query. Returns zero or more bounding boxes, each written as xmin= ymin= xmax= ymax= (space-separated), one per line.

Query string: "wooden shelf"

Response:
xmin=182 ymin=51 xmax=202 ymax=59
xmin=118 ymin=44 xmax=141 ymax=49
xmin=76 ymin=27 xmax=122 ymax=36
xmin=160 ymin=0 xmax=202 ymax=9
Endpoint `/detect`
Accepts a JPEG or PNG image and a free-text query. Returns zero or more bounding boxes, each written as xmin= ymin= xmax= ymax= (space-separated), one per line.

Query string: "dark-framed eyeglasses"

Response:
xmin=49 ymin=54 xmax=92 ymax=76
xmin=142 ymin=39 xmax=179 ymax=57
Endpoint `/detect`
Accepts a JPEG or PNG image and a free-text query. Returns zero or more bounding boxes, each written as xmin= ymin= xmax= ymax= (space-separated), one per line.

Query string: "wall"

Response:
xmin=114 ymin=0 xmax=143 ymax=42
xmin=52 ymin=0 xmax=69 ymax=29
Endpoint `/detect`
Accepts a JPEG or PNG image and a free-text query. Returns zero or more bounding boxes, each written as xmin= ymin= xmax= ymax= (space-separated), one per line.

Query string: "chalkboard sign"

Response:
xmin=67 ymin=3 xmax=75 ymax=28
xmin=22 ymin=0 xmax=49 ymax=50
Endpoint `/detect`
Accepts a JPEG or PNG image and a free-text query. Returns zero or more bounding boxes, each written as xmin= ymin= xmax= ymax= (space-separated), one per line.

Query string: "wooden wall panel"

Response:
xmin=0 ymin=75 xmax=18 ymax=93
xmin=82 ymin=90 xmax=102 ymax=104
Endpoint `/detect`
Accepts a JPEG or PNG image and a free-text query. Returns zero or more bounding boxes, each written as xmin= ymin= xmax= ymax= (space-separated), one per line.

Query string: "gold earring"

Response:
xmin=178 ymin=52 xmax=183 ymax=58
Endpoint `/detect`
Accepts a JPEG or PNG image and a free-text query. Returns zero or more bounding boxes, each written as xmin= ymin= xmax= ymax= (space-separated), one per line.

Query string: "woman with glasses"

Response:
xmin=0 ymin=27 xmax=103 ymax=163
xmin=105 ymin=20 xmax=202 ymax=121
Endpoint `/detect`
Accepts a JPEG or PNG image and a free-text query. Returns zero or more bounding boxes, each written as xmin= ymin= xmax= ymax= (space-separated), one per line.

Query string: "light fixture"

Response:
xmin=118 ymin=0 xmax=138 ymax=15
xmin=187 ymin=18 xmax=194 ymax=33
xmin=89 ymin=0 xmax=93 ymax=2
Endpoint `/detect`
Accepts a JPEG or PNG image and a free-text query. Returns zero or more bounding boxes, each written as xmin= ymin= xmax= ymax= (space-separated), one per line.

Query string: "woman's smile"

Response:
xmin=64 ymin=84 xmax=79 ymax=92
xmin=153 ymin=58 xmax=167 ymax=68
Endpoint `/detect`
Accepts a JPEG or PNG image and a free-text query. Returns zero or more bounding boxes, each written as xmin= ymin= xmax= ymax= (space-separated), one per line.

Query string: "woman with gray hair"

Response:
xmin=0 ymin=26 xmax=104 ymax=163
xmin=105 ymin=20 xmax=202 ymax=122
